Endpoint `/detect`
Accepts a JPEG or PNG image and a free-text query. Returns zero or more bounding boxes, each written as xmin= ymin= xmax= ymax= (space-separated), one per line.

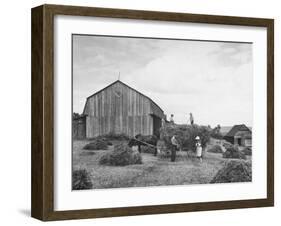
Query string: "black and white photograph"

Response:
xmin=72 ymin=34 xmax=253 ymax=190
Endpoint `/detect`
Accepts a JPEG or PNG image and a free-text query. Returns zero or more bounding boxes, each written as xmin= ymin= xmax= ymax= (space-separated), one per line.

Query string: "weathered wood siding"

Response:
xmin=72 ymin=117 xmax=86 ymax=139
xmin=83 ymin=81 xmax=161 ymax=138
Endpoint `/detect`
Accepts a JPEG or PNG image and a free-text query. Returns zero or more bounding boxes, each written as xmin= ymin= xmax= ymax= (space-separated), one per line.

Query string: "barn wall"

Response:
xmin=150 ymin=101 xmax=165 ymax=118
xmin=83 ymin=82 xmax=156 ymax=138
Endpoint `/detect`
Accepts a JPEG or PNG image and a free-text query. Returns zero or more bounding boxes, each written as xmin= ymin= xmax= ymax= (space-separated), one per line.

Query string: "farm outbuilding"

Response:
xmin=72 ymin=114 xmax=87 ymax=139
xmin=80 ymin=80 xmax=165 ymax=139
xmin=224 ymin=124 xmax=252 ymax=147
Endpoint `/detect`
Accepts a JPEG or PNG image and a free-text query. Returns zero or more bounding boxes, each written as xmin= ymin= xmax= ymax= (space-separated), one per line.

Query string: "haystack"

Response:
xmin=99 ymin=143 xmax=142 ymax=166
xmin=72 ymin=169 xmax=93 ymax=190
xmin=211 ymin=160 xmax=252 ymax=183
xmin=159 ymin=123 xmax=211 ymax=152
xmin=83 ymin=139 xmax=108 ymax=150
xmin=222 ymin=146 xmax=246 ymax=160
xmin=207 ymin=144 xmax=223 ymax=153
xmin=241 ymin=147 xmax=252 ymax=156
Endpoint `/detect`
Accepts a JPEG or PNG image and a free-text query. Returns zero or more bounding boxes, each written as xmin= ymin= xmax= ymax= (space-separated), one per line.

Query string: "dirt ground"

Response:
xmin=73 ymin=140 xmax=250 ymax=189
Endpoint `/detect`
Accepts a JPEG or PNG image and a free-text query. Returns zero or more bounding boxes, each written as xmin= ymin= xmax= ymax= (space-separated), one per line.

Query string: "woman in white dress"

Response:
xmin=195 ymin=136 xmax=203 ymax=162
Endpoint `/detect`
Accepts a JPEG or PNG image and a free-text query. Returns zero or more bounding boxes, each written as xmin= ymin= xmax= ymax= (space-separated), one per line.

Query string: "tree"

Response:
xmin=73 ymin=112 xmax=81 ymax=119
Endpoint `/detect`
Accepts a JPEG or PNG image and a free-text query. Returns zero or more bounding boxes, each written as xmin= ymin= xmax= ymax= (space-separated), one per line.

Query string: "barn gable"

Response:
xmin=82 ymin=80 xmax=164 ymax=138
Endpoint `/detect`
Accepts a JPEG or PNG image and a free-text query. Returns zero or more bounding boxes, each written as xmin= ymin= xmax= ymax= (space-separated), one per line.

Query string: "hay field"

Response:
xmin=73 ymin=140 xmax=252 ymax=189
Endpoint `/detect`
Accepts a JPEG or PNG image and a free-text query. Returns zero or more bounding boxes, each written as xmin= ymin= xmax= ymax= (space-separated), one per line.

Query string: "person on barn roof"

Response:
xmin=169 ymin=114 xmax=174 ymax=124
xmin=189 ymin=113 xmax=194 ymax=125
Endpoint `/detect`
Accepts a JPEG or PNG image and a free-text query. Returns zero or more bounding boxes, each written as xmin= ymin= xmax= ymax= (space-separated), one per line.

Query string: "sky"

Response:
xmin=73 ymin=35 xmax=253 ymax=127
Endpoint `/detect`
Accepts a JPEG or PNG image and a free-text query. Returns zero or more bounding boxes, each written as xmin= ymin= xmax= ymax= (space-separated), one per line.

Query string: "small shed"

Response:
xmin=224 ymin=124 xmax=252 ymax=147
xmin=72 ymin=115 xmax=87 ymax=139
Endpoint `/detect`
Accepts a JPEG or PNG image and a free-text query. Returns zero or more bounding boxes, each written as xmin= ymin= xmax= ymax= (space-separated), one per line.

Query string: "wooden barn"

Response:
xmin=224 ymin=124 xmax=252 ymax=147
xmin=80 ymin=80 xmax=165 ymax=138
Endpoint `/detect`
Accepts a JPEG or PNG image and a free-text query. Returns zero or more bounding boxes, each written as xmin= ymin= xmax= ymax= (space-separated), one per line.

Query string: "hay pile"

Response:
xmin=141 ymin=145 xmax=156 ymax=154
xmin=84 ymin=133 xmax=130 ymax=150
xmin=241 ymin=147 xmax=252 ymax=156
xmin=72 ymin=169 xmax=93 ymax=190
xmin=222 ymin=146 xmax=246 ymax=160
xmin=102 ymin=132 xmax=129 ymax=141
xmin=211 ymin=160 xmax=252 ymax=183
xmin=160 ymin=124 xmax=211 ymax=152
xmin=156 ymin=140 xmax=170 ymax=158
xmin=83 ymin=139 xmax=108 ymax=150
xmin=207 ymin=144 xmax=223 ymax=153
xmin=99 ymin=143 xmax=142 ymax=166
xmin=222 ymin=140 xmax=232 ymax=149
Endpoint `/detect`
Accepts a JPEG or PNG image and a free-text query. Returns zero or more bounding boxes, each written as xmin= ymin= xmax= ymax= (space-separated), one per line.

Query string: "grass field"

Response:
xmin=73 ymin=140 xmax=250 ymax=189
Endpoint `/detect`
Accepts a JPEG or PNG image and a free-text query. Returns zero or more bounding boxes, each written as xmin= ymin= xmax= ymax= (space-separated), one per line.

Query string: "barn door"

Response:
xmin=152 ymin=115 xmax=161 ymax=138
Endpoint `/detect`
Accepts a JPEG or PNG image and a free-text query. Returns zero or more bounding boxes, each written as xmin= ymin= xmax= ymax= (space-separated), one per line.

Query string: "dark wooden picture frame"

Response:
xmin=31 ymin=4 xmax=274 ymax=221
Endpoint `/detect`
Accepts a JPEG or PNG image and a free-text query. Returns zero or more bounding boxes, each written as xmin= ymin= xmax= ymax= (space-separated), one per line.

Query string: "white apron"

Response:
xmin=196 ymin=144 xmax=202 ymax=157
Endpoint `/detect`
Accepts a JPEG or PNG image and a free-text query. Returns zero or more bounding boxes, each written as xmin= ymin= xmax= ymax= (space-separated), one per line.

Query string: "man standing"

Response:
xmin=171 ymin=135 xmax=179 ymax=162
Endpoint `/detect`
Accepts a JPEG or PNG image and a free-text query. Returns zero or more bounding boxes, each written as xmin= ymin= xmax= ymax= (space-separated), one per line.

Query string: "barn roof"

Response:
xmin=85 ymin=80 xmax=164 ymax=116
xmin=224 ymin=124 xmax=251 ymax=137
